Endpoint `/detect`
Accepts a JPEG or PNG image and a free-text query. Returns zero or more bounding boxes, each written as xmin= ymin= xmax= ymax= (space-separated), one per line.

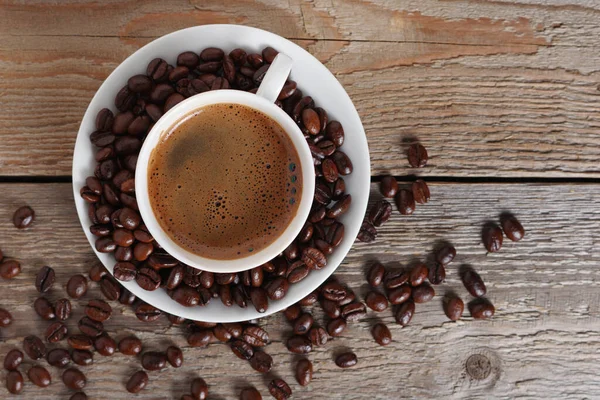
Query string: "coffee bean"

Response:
xmin=66 ymin=275 xmax=88 ymax=299
xmin=384 ymin=270 xmax=408 ymax=290
xmin=84 ymin=299 xmax=112 ymax=322
xmin=33 ymin=297 xmax=55 ymax=320
xmin=412 ymin=180 xmax=431 ymax=204
xmin=395 ymin=300 xmax=415 ymax=326
xmin=501 ymin=214 xmax=525 ymax=242
xmin=118 ymin=336 xmax=142 ymax=356
xmin=325 ymin=121 xmax=344 ymax=147
xmin=283 ymin=304 xmax=301 ymax=322
xmin=95 ymin=108 xmax=114 ymax=131
xmin=0 ymin=260 xmax=21 ymax=279
xmin=78 ymin=317 xmax=103 ymax=337
xmin=167 ymin=313 xmax=186 ymax=325
xmin=199 ymin=47 xmax=224 ymax=61
xmin=469 ymin=298 xmax=495 ymax=319
xmin=70 ymin=392 xmax=88 ymax=400
xmin=89 ymin=263 xmax=109 ymax=281
xmin=100 ymin=276 xmax=121 ymax=301
xmin=293 ymin=313 xmax=314 ymax=335
xmin=406 ymin=263 xmax=427 ymax=287
xmin=412 ymin=283 xmax=435 ymax=303
xmin=133 ymin=242 xmax=153 ymax=261
xmin=357 ymin=220 xmax=377 ymax=242
xmin=307 ymin=326 xmax=328 ymax=347
xmin=327 ymin=317 xmax=347 ymax=337
xmin=301 ymin=247 xmax=327 ymax=270
xmin=249 ymin=287 xmax=268 ymax=313
xmin=90 ymin=224 xmax=111 ymax=237
xmin=444 ymin=296 xmax=464 ymax=321
xmin=249 ymin=350 xmax=273 ymax=373
xmin=71 ymin=350 xmax=93 ymax=366
xmin=173 ymin=285 xmax=201 ymax=307
xmin=161 ymin=346 xmax=183 ymax=369
xmin=136 ymin=266 xmax=161 ymax=291
xmin=112 ymin=111 xmax=135 ymax=135
xmin=126 ymin=370 xmax=148 ymax=393
xmin=230 ymin=339 xmax=254 ymax=360
xmin=133 ymin=228 xmax=154 ymax=243
xmin=6 ymin=370 xmax=23 ymax=394
xmin=380 ymin=175 xmax=398 ymax=198
xmin=13 ymin=205 xmax=35 ymax=229
xmin=112 ymin=261 xmax=136 ymax=282
xmin=147 ymin=253 xmax=179 ymax=269
xmin=68 ymin=335 xmax=93 ymax=351
xmin=141 ymin=351 xmax=167 ymax=371
xmin=321 ymin=298 xmax=341 ymax=319
xmin=461 ymin=268 xmax=487 ymax=297
xmin=327 ymin=194 xmax=351 ymax=219
xmin=264 ymin=277 xmax=289 ymax=301
xmin=388 ymin=285 xmax=412 ymax=305
xmin=177 ymin=51 xmax=200 ymax=68
xmin=227 ymin=48 xmax=247 ymax=66
xmin=240 ymin=387 xmax=262 ymax=400
xmin=35 ymin=266 xmax=55 ymax=293
xmin=396 ymin=189 xmax=416 ymax=215
xmin=436 ymin=245 xmax=456 ymax=265
xmin=366 ymin=291 xmax=388 ymax=312
xmin=301 ymin=108 xmax=320 ymax=135
xmin=326 ymin=222 xmax=345 ymax=247
xmin=115 ymin=85 xmax=136 ymax=111
xmin=46 ymin=321 xmax=68 ymax=343
xmin=278 ymin=80 xmax=297 ymax=101
xmin=26 ymin=365 xmax=51 ymax=388
xmin=287 ymin=335 xmax=312 ymax=354
xmin=314 ymin=182 xmax=332 ymax=204
xmin=119 ymin=207 xmax=140 ymax=230
xmin=335 ymin=352 xmax=357 ymax=368
xmin=287 ymin=261 xmax=309 ymax=283
xmin=407 ymin=143 xmax=428 ymax=168
xmin=331 ymin=151 xmax=352 ymax=175
xmin=135 ymin=303 xmax=161 ymax=322
xmin=47 ymin=348 xmax=70 ymax=368
xmin=341 ymin=302 xmax=366 ymax=321
xmin=268 ymin=379 xmax=292 ymax=400
xmin=368 ymin=200 xmax=392 ymax=227
xmin=23 ymin=335 xmax=46 ymax=360
xmin=119 ymin=288 xmax=136 ymax=305
xmin=332 ymin=177 xmax=346 ymax=199
xmin=4 ymin=349 xmax=23 ymax=371
xmin=95 ymin=236 xmax=116 ymax=253
xmin=322 ymin=282 xmax=347 ymax=301
xmin=314 ymin=239 xmax=333 ymax=256
xmin=187 ymin=329 xmax=214 ymax=348
xmin=127 ymin=74 xmax=152 ymax=93
xmin=370 ymin=323 xmax=392 ymax=347
xmin=242 ymin=325 xmax=269 ymax=347
xmin=482 ymin=223 xmax=503 ymax=252
xmin=94 ymin=333 xmax=116 ymax=356
xmin=428 ymin=263 xmax=446 ymax=285
xmin=367 ymin=262 xmax=386 ymax=287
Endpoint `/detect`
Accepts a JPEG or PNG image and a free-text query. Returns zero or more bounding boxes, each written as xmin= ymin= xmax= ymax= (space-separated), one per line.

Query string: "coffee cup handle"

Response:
xmin=255 ymin=53 xmax=293 ymax=104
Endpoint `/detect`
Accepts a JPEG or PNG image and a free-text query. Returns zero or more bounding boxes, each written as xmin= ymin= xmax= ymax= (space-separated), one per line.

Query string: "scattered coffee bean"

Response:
xmin=444 ymin=296 xmax=464 ymax=321
xmin=4 ymin=349 xmax=23 ymax=371
xmin=28 ymin=365 xmax=51 ymax=387
xmin=283 ymin=304 xmax=301 ymax=321
xmin=34 ymin=297 xmax=55 ymax=320
xmin=230 ymin=339 xmax=254 ymax=360
xmin=47 ymin=348 xmax=70 ymax=368
xmin=23 ymin=335 xmax=46 ymax=360
xmin=380 ymin=175 xmax=398 ymax=198
xmin=0 ymin=307 xmax=13 ymax=326
xmin=357 ymin=220 xmax=377 ymax=242
xmin=135 ymin=303 xmax=161 ymax=322
xmin=396 ymin=189 xmax=416 ymax=215
xmin=461 ymin=268 xmax=487 ymax=297
xmin=89 ymin=264 xmax=108 ymax=282
xmin=293 ymin=313 xmax=314 ymax=335
xmin=66 ymin=275 xmax=88 ymax=299
xmin=249 ymin=350 xmax=273 ymax=373
xmin=295 ymin=358 xmax=313 ymax=387
xmin=301 ymin=247 xmax=327 ymax=270
xmin=367 ymin=262 xmax=385 ymax=287
xmin=307 ymin=326 xmax=328 ymax=347
xmin=85 ymin=299 xmax=112 ymax=322
xmin=327 ymin=317 xmax=347 ymax=337
xmin=191 ymin=377 xmax=208 ymax=399
xmin=68 ymin=335 xmax=93 ymax=350
xmin=166 ymin=346 xmax=183 ymax=368
xmin=55 ymin=298 xmax=72 ymax=321
xmin=6 ymin=370 xmax=24 ymax=394
xmin=71 ymin=350 xmax=93 ymax=366
xmin=368 ymin=200 xmax=392 ymax=227
xmin=100 ymin=276 xmax=121 ymax=301
xmin=388 ymin=285 xmax=411 ymax=305
xmin=94 ymin=333 xmax=116 ymax=356
xmin=409 ymin=263 xmax=429 ymax=286
xmin=322 ymin=281 xmax=347 ymax=301
xmin=412 ymin=179 xmax=431 ymax=204
xmin=428 ymin=263 xmax=446 ymax=285
xmin=240 ymin=387 xmax=262 ymax=400
xmin=501 ymin=214 xmax=525 ymax=242
xmin=469 ymin=298 xmax=495 ymax=319
xmin=335 ymin=352 xmax=357 ymax=368
xmin=385 ymin=270 xmax=409 ymax=289
xmin=372 ymin=323 xmax=392 ymax=346
xmin=395 ymin=300 xmax=415 ymax=327
xmin=141 ymin=351 xmax=167 ymax=371
xmin=436 ymin=245 xmax=456 ymax=265
xmin=126 ymin=370 xmax=148 ymax=393
xmin=188 ymin=329 xmax=214 ymax=348
xmin=264 ymin=277 xmax=289 ymax=301
xmin=341 ymin=302 xmax=367 ymax=322
xmin=13 ymin=205 xmax=35 ymax=229
xmin=78 ymin=317 xmax=103 ymax=337
xmin=365 ymin=291 xmax=388 ymax=312
xmin=118 ymin=336 xmax=142 ymax=356
xmin=243 ymin=325 xmax=269 ymax=347
xmin=46 ymin=321 xmax=68 ymax=343
xmin=35 ymin=266 xmax=55 ymax=293
xmin=268 ymin=378 xmax=292 ymax=400
xmin=412 ymin=283 xmax=435 ymax=303
xmin=407 ymin=143 xmax=428 ymax=168
xmin=113 ymin=261 xmax=137 ymax=281
xmin=482 ymin=223 xmax=503 ymax=252
xmin=0 ymin=260 xmax=21 ymax=279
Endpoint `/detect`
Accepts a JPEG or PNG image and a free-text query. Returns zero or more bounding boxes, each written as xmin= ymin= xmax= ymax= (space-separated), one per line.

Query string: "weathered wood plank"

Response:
xmin=0 ymin=183 xmax=598 ymax=398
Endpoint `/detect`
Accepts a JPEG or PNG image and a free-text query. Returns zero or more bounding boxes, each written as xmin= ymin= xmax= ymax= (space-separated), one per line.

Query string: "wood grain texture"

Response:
xmin=0 ymin=183 xmax=598 ymax=399
xmin=1 ymin=0 xmax=600 ymax=176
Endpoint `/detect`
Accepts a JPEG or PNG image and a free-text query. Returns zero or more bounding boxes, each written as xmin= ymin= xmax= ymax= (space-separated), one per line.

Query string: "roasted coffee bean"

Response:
xmin=322 ymin=281 xmax=347 ymax=301
xmin=95 ymin=236 xmax=116 ymax=253
xmin=331 ymin=151 xmax=352 ymax=175
xmin=47 ymin=348 xmax=70 ymax=368
xmin=243 ymin=325 xmax=269 ymax=347
xmin=112 ymin=261 xmax=136 ymax=282
xmin=126 ymin=370 xmax=148 ymax=393
xmin=128 ymin=74 xmax=152 ymax=93
xmin=292 ymin=359 xmax=313 ymax=388
xmin=214 ymin=272 xmax=235 ymax=286
xmin=133 ymin=242 xmax=153 ymax=261
xmin=133 ymin=227 xmax=153 ymax=243
xmin=0 ymin=259 xmax=21 ymax=279
xmin=136 ymin=266 xmax=161 ymax=291
xmin=367 ymin=262 xmax=386 ymax=287
xmin=90 ymin=224 xmax=111 ymax=237
xmin=71 ymin=350 xmax=93 ymax=366
xmin=309 ymin=206 xmax=326 ymax=225
xmin=80 ymin=186 xmax=100 ymax=203
xmin=119 ymin=288 xmax=136 ymax=305
xmin=385 ymin=270 xmax=409 ymax=289
xmin=67 ymin=275 xmax=88 ymax=299
xmin=469 ymin=298 xmax=495 ymax=319
xmin=325 ymin=121 xmax=344 ymax=147
xmin=118 ymin=336 xmax=142 ymax=356
xmin=412 ymin=179 xmax=431 ymax=204
xmin=412 ymin=283 xmax=435 ymax=303
xmin=287 ymin=261 xmax=309 ymax=283
xmin=112 ymin=111 xmax=135 ymax=135
xmin=321 ymin=298 xmax=341 ymax=319
xmin=85 ymin=176 xmax=102 ymax=195
xmin=327 ymin=317 xmax=347 ymax=337
xmin=100 ymin=277 xmax=121 ymax=301
xmin=149 ymin=83 xmax=175 ymax=103
xmin=85 ymin=299 xmax=112 ymax=322
xmin=78 ymin=317 xmax=103 ymax=337
xmin=341 ymin=302 xmax=367 ymax=322
xmin=444 ymin=296 xmax=464 ymax=321
xmin=259 ymin=46 xmax=277 ymax=64
xmin=141 ymin=351 xmax=167 ymax=371
xmin=428 ymin=263 xmax=446 ymax=285
xmin=97 ymin=159 xmax=119 ymax=180
xmin=247 ymin=287 xmax=267 ymax=313
xmin=6 ymin=370 xmax=23 ymax=394
xmin=135 ymin=303 xmax=161 ymax=322
xmin=366 ymin=291 xmax=388 ymax=312
xmin=172 ymin=285 xmax=200 ymax=307
xmin=407 ymin=143 xmax=428 ymax=168
xmin=198 ymin=287 xmax=212 ymax=305
xmin=302 ymin=108 xmax=321 ymax=135
xmin=187 ymin=78 xmax=210 ymax=96
xmin=13 ymin=205 xmax=35 ymax=229
xmin=461 ymin=269 xmax=487 ymax=297
xmin=332 ymin=177 xmax=346 ymax=200
xmin=395 ymin=300 xmax=415 ymax=326
xmin=34 ymin=297 xmax=55 ymax=320
xmin=230 ymin=339 xmax=254 ymax=360
xmin=177 ymin=51 xmax=199 ymax=68
xmin=168 ymin=65 xmax=189 ymax=82
xmin=90 ymin=131 xmax=115 ymax=147
xmin=372 ymin=323 xmax=392 ymax=346
xmin=113 ymin=229 xmax=134 ymax=247
xmin=283 ymin=304 xmax=301 ymax=321
xmin=147 ymin=253 xmax=179 ymax=269
xmin=27 ymin=365 xmax=51 ymax=387
xmin=68 ymin=335 xmax=93 ymax=350
xmin=96 ymin=108 xmax=114 ymax=131
xmin=35 ymin=266 xmax=55 ymax=293
xmin=283 ymin=241 xmax=299 ymax=261
xmin=268 ymin=379 xmax=292 ymax=400
xmin=482 ymin=224 xmax=503 ymax=252
xmin=94 ymin=333 xmax=116 ymax=356
xmin=298 ymin=222 xmax=314 ymax=243
xmin=167 ymin=313 xmax=186 ymax=325
xmin=213 ymin=324 xmax=233 ymax=342
xmin=293 ymin=313 xmax=314 ymax=335
xmin=396 ymin=189 xmax=416 ymax=215
xmin=436 ymin=245 xmax=456 ymax=266
xmin=115 ymin=85 xmax=136 ymax=111
xmin=314 ymin=181 xmax=332 ymax=204
xmin=302 ymin=247 xmax=327 ymax=270
xmin=501 ymin=214 xmax=525 ymax=242
xmin=286 ymin=335 xmax=312 ymax=354
xmin=249 ymin=350 xmax=272 ymax=373
xmin=388 ymin=285 xmax=411 ymax=305
xmin=357 ymin=220 xmax=377 ymax=243
xmin=200 ymin=47 xmax=224 ymax=61
xmin=380 ymin=175 xmax=398 ymax=198
xmin=278 ymin=80 xmax=297 ymax=101
xmin=53 ymin=298 xmax=71 ymax=322
xmin=326 ymin=221 xmax=345 ymax=247
xmin=145 ymin=104 xmax=163 ymax=123
xmin=368 ymin=200 xmax=392 ymax=227
xmin=245 ymin=53 xmax=263 ymax=69
xmin=95 ymin=146 xmax=114 ymax=162
xmin=317 ymin=140 xmax=336 ymax=158
xmin=229 ymin=48 xmax=247 ymax=66
xmin=314 ymin=239 xmax=333 ymax=256
xmin=165 ymin=92 xmax=185 ymax=111
xmin=46 ymin=321 xmax=68 ymax=343
xmin=327 ymin=194 xmax=351 ymax=219
xmin=335 ymin=352 xmax=357 ymax=368
xmin=308 ymin=326 xmax=328 ymax=347
xmin=188 ymin=329 xmax=214 ymax=348
xmin=196 ymin=270 xmax=214 ymax=289
xmin=4 ymin=349 xmax=23 ymax=371
xmin=191 ymin=377 xmax=208 ymax=399
xmin=264 ymin=277 xmax=289 ymax=301
xmin=409 ymin=263 xmax=429 ymax=286
xmin=119 ymin=207 xmax=140 ymax=230
xmin=24 ymin=335 xmax=46 ymax=360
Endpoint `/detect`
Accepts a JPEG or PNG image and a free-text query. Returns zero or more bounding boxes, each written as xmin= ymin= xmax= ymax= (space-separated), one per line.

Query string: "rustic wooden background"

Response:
xmin=1 ymin=0 xmax=600 ymax=399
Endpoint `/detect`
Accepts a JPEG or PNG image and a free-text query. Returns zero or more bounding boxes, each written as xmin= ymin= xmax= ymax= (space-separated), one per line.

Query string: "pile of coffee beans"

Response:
xmin=80 ymin=45 xmax=354 ymax=314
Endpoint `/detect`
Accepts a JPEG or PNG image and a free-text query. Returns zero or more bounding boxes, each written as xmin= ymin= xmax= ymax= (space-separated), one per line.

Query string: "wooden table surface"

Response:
xmin=1 ymin=1 xmax=600 ymax=399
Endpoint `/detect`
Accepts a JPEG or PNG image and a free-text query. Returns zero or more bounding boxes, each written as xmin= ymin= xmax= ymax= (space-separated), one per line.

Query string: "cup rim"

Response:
xmin=135 ymin=89 xmax=315 ymax=273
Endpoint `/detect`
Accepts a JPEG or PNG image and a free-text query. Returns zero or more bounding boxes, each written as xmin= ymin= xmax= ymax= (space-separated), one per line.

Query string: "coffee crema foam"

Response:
xmin=148 ymin=103 xmax=302 ymax=260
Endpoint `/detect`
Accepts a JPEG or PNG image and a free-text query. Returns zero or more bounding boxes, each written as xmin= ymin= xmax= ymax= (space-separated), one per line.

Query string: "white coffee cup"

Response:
xmin=135 ymin=54 xmax=315 ymax=273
